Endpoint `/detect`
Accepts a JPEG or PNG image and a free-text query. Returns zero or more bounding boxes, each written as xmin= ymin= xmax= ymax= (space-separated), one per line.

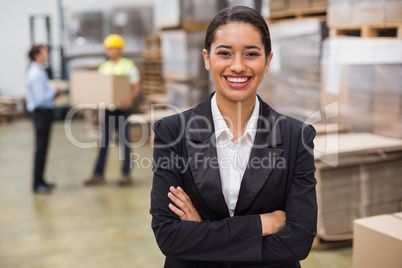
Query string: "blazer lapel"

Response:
xmin=235 ymin=97 xmax=284 ymax=215
xmin=185 ymin=94 xmax=230 ymax=218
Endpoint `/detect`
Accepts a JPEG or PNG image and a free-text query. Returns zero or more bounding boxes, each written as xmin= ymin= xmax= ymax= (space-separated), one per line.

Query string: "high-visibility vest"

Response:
xmin=98 ymin=58 xmax=134 ymax=76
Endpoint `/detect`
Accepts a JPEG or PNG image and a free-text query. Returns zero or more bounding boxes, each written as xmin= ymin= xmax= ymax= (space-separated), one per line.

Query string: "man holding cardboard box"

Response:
xmin=84 ymin=34 xmax=140 ymax=186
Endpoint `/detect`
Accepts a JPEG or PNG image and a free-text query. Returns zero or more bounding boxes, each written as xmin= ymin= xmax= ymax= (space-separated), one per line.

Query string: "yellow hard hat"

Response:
xmin=103 ymin=34 xmax=125 ymax=48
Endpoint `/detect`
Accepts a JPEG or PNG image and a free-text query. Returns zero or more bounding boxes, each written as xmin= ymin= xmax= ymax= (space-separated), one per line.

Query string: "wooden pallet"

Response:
xmin=268 ymin=6 xmax=327 ymax=22
xmin=142 ymin=83 xmax=164 ymax=90
xmin=330 ymin=23 xmax=402 ymax=38
xmin=312 ymin=236 xmax=353 ymax=250
xmin=0 ymin=112 xmax=26 ymax=126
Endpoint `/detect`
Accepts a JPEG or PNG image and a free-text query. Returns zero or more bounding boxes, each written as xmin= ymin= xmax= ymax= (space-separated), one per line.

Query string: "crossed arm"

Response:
xmin=167 ymin=186 xmax=286 ymax=236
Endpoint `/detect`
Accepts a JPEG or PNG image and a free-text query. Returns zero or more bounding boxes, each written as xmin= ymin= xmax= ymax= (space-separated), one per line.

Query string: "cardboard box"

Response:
xmin=70 ymin=71 xmax=131 ymax=108
xmin=288 ymin=0 xmax=310 ymax=9
xmin=351 ymin=1 xmax=385 ymax=24
xmin=353 ymin=213 xmax=402 ymax=268
xmin=312 ymin=0 xmax=328 ymax=7
xmin=269 ymin=0 xmax=288 ymax=12
xmin=386 ymin=0 xmax=402 ymax=22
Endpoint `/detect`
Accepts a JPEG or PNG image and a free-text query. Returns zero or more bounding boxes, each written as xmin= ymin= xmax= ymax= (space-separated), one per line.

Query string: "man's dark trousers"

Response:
xmin=31 ymin=108 xmax=53 ymax=188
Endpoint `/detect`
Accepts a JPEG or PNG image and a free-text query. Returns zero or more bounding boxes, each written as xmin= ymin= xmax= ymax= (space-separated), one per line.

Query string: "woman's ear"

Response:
xmin=202 ymin=49 xmax=211 ymax=71
xmin=264 ymin=52 xmax=273 ymax=73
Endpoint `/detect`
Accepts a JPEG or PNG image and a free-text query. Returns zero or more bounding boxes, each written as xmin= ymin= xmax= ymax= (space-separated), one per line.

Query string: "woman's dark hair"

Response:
xmin=205 ymin=6 xmax=271 ymax=58
xmin=28 ymin=44 xmax=45 ymax=61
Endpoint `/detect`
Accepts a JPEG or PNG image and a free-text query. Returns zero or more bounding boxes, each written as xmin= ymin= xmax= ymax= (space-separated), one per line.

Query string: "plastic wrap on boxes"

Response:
xmin=374 ymin=64 xmax=402 ymax=138
xmin=66 ymin=11 xmax=104 ymax=54
xmin=110 ymin=6 xmax=154 ymax=52
xmin=154 ymin=0 xmax=226 ymax=29
xmin=227 ymin=0 xmax=269 ymax=15
xmin=321 ymin=37 xmax=402 ymax=138
xmin=257 ymin=19 xmax=327 ymax=121
xmin=161 ymin=30 xmax=208 ymax=82
xmin=166 ymin=81 xmax=210 ymax=108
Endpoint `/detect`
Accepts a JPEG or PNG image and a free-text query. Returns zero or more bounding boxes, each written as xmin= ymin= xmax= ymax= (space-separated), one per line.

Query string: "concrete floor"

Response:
xmin=0 ymin=119 xmax=352 ymax=268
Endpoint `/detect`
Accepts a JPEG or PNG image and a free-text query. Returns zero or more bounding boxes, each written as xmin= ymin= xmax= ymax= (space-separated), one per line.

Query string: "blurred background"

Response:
xmin=0 ymin=0 xmax=401 ymax=267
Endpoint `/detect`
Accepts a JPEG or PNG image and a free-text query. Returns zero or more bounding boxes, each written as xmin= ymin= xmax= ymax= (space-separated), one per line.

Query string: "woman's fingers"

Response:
xmin=171 ymin=186 xmax=191 ymax=204
xmin=168 ymin=186 xmax=202 ymax=222
xmin=168 ymin=192 xmax=188 ymax=212
xmin=168 ymin=203 xmax=187 ymax=219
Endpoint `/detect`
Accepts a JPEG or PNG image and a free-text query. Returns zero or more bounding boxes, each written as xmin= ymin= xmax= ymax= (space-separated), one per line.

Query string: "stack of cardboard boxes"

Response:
xmin=328 ymin=0 xmax=402 ymax=26
xmin=269 ymin=0 xmax=328 ymax=12
xmin=315 ymin=133 xmax=402 ymax=240
xmin=321 ymin=38 xmax=402 ymax=138
xmin=264 ymin=0 xmax=402 ymax=246
xmin=155 ymin=0 xmax=225 ymax=108
xmin=258 ymin=18 xmax=328 ymax=121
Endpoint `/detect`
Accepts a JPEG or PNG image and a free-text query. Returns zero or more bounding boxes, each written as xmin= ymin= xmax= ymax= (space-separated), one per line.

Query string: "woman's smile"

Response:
xmin=223 ymin=74 xmax=253 ymax=88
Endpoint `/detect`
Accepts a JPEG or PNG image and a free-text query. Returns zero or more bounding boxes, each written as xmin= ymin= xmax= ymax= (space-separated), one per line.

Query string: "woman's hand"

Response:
xmin=260 ymin=210 xmax=286 ymax=236
xmin=168 ymin=186 xmax=202 ymax=222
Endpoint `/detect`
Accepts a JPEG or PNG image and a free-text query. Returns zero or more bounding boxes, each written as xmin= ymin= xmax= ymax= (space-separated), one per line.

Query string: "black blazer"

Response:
xmin=150 ymin=93 xmax=317 ymax=268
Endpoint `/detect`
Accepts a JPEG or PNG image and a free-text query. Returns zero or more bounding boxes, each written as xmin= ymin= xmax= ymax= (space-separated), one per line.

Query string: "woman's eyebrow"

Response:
xmin=215 ymin=45 xmax=232 ymax=49
xmin=215 ymin=45 xmax=261 ymax=50
xmin=245 ymin=45 xmax=261 ymax=50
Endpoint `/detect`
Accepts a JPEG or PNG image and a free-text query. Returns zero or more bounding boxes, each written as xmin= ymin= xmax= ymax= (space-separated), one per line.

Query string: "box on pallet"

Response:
xmin=321 ymin=37 xmax=402 ymax=138
xmin=110 ymin=6 xmax=154 ymax=51
xmin=154 ymin=0 xmax=226 ymax=29
xmin=161 ymin=30 xmax=208 ymax=82
xmin=269 ymin=0 xmax=328 ymax=12
xmin=328 ymin=0 xmax=402 ymax=26
xmin=70 ymin=71 xmax=131 ymax=108
xmin=258 ymin=19 xmax=327 ymax=121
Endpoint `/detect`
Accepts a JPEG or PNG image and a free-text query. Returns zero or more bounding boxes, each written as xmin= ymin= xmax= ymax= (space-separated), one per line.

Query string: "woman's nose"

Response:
xmin=229 ymin=55 xmax=246 ymax=73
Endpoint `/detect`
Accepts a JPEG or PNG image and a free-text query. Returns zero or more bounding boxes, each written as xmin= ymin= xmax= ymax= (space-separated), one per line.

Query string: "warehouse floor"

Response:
xmin=0 ymin=119 xmax=352 ymax=268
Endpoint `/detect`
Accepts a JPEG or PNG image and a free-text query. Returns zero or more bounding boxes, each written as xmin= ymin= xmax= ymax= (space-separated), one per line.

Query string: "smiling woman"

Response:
xmin=150 ymin=6 xmax=317 ymax=268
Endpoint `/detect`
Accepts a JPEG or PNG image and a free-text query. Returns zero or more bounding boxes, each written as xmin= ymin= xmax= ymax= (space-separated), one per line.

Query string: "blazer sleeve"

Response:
xmin=261 ymin=124 xmax=317 ymax=261
xmin=150 ymin=119 xmax=263 ymax=262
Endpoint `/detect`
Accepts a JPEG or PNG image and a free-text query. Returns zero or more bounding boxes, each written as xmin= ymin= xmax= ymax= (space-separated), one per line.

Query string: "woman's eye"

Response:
xmin=217 ymin=51 xmax=231 ymax=56
xmin=246 ymin=52 xmax=260 ymax=57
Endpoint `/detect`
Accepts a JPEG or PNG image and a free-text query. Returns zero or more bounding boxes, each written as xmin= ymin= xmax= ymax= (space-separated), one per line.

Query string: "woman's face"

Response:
xmin=203 ymin=22 xmax=273 ymax=104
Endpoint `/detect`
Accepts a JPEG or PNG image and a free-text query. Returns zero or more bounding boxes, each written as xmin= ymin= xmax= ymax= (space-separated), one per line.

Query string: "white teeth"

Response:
xmin=226 ymin=77 xmax=249 ymax=83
